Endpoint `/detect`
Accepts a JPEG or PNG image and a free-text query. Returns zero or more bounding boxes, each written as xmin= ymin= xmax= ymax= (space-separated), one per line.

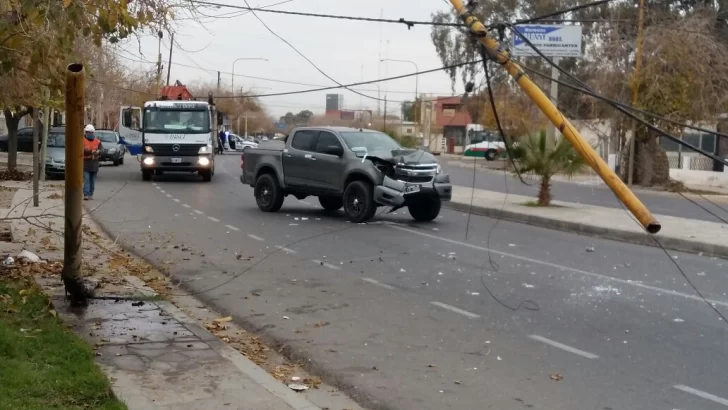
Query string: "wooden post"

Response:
xmin=63 ymin=63 xmax=88 ymax=306
xmin=32 ymin=108 xmax=39 ymax=206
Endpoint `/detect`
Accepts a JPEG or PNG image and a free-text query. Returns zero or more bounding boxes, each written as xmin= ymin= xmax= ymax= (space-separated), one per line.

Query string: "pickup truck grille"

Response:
xmin=394 ymin=163 xmax=438 ymax=183
xmin=148 ymin=143 xmax=205 ymax=156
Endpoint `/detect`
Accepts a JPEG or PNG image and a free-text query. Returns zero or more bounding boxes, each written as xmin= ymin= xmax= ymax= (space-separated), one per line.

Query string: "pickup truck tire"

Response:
xmin=407 ymin=197 xmax=441 ymax=222
xmin=142 ymin=170 xmax=152 ymax=181
xmin=255 ymin=173 xmax=284 ymax=212
xmin=485 ymin=149 xmax=498 ymax=161
xmin=318 ymin=196 xmax=343 ymax=211
xmin=343 ymin=180 xmax=376 ymax=223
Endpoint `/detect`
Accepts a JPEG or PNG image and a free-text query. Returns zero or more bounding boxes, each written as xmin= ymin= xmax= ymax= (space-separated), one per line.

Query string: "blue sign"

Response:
xmin=512 ymin=24 xmax=582 ymax=58
xmin=275 ymin=122 xmax=287 ymax=130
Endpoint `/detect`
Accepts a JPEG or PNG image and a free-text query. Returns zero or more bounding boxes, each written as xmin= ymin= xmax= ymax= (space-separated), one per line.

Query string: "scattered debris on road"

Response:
xmin=549 ymin=373 xmax=564 ymax=381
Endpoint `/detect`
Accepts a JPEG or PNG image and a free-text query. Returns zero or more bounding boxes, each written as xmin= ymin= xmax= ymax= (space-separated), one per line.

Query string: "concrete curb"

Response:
xmin=443 ymin=200 xmax=728 ymax=259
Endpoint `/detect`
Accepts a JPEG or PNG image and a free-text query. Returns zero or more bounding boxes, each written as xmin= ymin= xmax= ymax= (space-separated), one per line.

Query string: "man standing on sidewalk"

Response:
xmin=83 ymin=124 xmax=103 ymax=200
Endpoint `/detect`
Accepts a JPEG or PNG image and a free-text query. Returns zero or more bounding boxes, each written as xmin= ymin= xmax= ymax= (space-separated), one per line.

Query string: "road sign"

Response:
xmin=275 ymin=122 xmax=287 ymax=129
xmin=512 ymin=25 xmax=583 ymax=58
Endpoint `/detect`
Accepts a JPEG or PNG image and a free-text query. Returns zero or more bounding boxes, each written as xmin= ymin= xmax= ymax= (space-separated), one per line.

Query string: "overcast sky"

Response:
xmin=117 ymin=0 xmax=466 ymax=119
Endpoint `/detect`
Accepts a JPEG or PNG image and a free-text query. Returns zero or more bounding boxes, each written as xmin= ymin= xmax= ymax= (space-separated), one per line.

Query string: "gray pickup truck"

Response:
xmin=240 ymin=127 xmax=452 ymax=223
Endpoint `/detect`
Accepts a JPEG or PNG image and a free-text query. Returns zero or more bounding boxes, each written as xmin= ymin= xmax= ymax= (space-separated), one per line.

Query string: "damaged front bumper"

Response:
xmin=373 ymin=174 xmax=452 ymax=207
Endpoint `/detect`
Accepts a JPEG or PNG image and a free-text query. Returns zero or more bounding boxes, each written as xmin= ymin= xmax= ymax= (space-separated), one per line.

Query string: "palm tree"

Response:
xmin=511 ymin=130 xmax=587 ymax=206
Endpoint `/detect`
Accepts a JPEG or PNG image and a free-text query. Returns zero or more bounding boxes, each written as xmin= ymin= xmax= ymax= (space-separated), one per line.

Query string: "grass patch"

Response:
xmin=521 ymin=200 xmax=565 ymax=208
xmin=0 ymin=279 xmax=127 ymax=410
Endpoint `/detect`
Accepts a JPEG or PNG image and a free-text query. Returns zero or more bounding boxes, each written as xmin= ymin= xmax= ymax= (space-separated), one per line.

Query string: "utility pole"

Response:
xmin=628 ymin=0 xmax=646 ymax=186
xmin=40 ymin=87 xmax=50 ymax=181
xmin=546 ymin=57 xmax=561 ymax=143
xmin=166 ymin=32 xmax=174 ymax=87
xmin=155 ymin=31 xmax=163 ymax=96
xmin=447 ymin=0 xmax=660 ymax=234
xmin=217 ymin=71 xmax=221 ymax=94
xmin=383 ymin=95 xmax=388 ymax=133
xmin=32 ymin=107 xmax=39 ymax=207
xmin=95 ymin=51 xmax=103 ymax=128
xmin=63 ymin=63 xmax=88 ymax=306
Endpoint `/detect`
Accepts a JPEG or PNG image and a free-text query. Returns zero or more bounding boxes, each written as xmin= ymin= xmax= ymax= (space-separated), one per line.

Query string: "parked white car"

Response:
xmin=232 ymin=135 xmax=258 ymax=151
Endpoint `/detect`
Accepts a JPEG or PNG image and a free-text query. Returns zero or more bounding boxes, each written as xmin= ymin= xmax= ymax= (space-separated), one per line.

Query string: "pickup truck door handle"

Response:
xmin=304 ymin=154 xmax=316 ymax=160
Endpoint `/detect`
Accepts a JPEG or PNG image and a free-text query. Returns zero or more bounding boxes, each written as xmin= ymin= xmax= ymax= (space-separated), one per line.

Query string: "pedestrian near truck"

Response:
xmin=83 ymin=124 xmax=104 ymax=200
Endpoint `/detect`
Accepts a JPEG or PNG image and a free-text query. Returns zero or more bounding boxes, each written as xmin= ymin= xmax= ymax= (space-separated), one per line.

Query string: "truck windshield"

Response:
xmin=143 ymin=109 xmax=210 ymax=134
xmin=339 ymin=131 xmax=401 ymax=152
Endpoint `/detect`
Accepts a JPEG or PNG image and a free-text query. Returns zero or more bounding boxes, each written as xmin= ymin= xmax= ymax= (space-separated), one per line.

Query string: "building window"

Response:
xmin=406 ymin=128 xmax=413 ymax=134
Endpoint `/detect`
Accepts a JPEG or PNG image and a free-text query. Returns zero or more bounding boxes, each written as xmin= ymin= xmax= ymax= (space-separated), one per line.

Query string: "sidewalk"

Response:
xmin=446 ymin=185 xmax=728 ymax=258
xmin=0 ymin=183 xmax=359 ymax=410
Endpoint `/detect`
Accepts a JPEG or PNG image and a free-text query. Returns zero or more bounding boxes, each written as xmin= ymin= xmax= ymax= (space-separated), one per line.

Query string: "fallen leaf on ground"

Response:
xmin=214 ymin=316 xmax=232 ymax=323
xmin=549 ymin=373 xmax=563 ymax=381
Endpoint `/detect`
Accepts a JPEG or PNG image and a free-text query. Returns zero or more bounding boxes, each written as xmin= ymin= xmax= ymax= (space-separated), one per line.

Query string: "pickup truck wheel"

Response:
xmin=119 ymin=157 xmax=125 ymax=165
xmin=200 ymin=170 xmax=212 ymax=182
xmin=255 ymin=173 xmax=284 ymax=212
xmin=407 ymin=197 xmax=441 ymax=222
xmin=318 ymin=196 xmax=343 ymax=211
xmin=343 ymin=180 xmax=376 ymax=222
xmin=485 ymin=149 xmax=498 ymax=161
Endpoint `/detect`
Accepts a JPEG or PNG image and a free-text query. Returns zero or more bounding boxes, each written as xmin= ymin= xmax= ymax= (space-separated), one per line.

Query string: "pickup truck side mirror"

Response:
xmin=325 ymin=145 xmax=344 ymax=156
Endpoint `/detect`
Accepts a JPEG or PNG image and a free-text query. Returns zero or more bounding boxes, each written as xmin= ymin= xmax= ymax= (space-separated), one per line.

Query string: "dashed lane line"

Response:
xmin=226 ymin=225 xmax=240 ymax=232
xmin=172 ymin=198 xmax=180 ymax=203
xmin=275 ymin=246 xmax=297 ymax=254
xmin=182 ymin=204 xmax=191 ymax=208
xmin=674 ymin=385 xmax=728 ymax=407
xmin=247 ymin=233 xmax=263 ymax=240
xmin=529 ymin=335 xmax=600 ymax=359
xmin=193 ymin=209 xmax=204 ymax=215
xmin=430 ymin=301 xmax=480 ymax=319
xmin=361 ymin=278 xmax=395 ymax=290
xmin=208 ymin=216 xmax=220 ymax=222
xmin=311 ymin=260 xmax=341 ymax=270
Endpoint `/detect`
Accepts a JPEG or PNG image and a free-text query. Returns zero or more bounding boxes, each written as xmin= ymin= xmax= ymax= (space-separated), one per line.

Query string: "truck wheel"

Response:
xmin=119 ymin=157 xmax=125 ymax=165
xmin=407 ymin=197 xmax=441 ymax=222
xmin=255 ymin=173 xmax=284 ymax=212
xmin=343 ymin=180 xmax=376 ymax=223
xmin=485 ymin=149 xmax=498 ymax=161
xmin=200 ymin=170 xmax=212 ymax=182
xmin=113 ymin=159 xmax=120 ymax=166
xmin=142 ymin=170 xmax=152 ymax=181
xmin=319 ymin=196 xmax=343 ymax=211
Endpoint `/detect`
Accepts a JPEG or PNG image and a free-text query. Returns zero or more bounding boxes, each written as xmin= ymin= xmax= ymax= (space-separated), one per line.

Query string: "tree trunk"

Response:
xmin=2 ymin=108 xmax=20 ymax=172
xmin=538 ymin=176 xmax=552 ymax=206
xmin=619 ymin=130 xmax=669 ymax=186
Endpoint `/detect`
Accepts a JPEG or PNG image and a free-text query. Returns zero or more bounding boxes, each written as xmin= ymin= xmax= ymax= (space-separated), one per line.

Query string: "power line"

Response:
xmin=188 ymin=0 xmax=463 ymax=28
xmin=511 ymin=0 xmax=615 ymax=25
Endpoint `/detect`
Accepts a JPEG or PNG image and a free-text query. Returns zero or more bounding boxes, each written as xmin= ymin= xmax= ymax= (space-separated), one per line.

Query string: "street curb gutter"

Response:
xmin=443 ymin=201 xmax=728 ymax=259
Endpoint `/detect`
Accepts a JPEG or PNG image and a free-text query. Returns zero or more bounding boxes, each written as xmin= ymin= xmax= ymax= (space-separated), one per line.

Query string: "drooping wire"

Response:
xmin=511 ymin=31 xmax=728 ymax=324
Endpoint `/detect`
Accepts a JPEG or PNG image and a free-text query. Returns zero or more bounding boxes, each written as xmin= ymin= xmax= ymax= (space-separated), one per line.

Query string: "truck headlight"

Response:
xmin=198 ymin=157 xmax=211 ymax=166
xmin=144 ymin=146 xmax=154 ymax=153
xmin=436 ymin=164 xmax=442 ymax=174
xmin=143 ymin=157 xmax=154 ymax=165
xmin=108 ymin=148 xmax=117 ymax=153
xmin=198 ymin=145 xmax=212 ymax=154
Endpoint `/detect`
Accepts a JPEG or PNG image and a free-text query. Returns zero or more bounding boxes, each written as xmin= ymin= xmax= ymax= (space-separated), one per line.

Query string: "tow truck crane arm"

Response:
xmin=447 ymin=0 xmax=661 ymax=234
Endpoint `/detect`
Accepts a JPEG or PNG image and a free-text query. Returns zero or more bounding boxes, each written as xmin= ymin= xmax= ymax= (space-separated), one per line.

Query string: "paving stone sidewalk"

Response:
xmin=1 ymin=182 xmax=355 ymax=410
xmin=447 ymin=185 xmax=728 ymax=258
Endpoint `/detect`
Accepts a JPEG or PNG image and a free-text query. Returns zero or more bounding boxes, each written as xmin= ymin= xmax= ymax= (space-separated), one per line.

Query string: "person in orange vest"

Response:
xmin=83 ymin=124 xmax=104 ymax=200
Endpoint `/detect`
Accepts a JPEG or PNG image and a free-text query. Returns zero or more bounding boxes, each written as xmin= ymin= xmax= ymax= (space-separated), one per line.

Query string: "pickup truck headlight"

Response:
xmin=436 ymin=164 xmax=442 ymax=174
xmin=107 ymin=148 xmax=118 ymax=153
xmin=198 ymin=145 xmax=212 ymax=154
xmin=144 ymin=146 xmax=154 ymax=153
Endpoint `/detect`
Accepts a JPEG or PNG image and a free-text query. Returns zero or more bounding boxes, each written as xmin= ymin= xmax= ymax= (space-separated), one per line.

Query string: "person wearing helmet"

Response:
xmin=82 ymin=124 xmax=104 ymax=200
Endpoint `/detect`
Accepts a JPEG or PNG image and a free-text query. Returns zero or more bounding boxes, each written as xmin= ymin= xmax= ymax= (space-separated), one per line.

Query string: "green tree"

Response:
xmin=512 ymin=130 xmax=587 ymax=206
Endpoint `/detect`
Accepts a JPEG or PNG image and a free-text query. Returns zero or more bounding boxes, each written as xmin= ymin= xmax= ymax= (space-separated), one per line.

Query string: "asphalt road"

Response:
xmin=88 ymin=154 xmax=728 ymax=410
xmin=442 ymin=160 xmax=728 ymax=223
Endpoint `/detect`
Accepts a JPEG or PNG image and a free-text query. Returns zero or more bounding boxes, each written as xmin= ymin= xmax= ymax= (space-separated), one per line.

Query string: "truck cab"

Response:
xmin=129 ymin=100 xmax=215 ymax=182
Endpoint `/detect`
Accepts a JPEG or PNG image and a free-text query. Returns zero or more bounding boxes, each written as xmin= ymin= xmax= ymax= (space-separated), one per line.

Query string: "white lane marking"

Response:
xmin=529 ymin=335 xmax=600 ymax=359
xmin=165 ymin=194 xmax=173 ymax=198
xmin=159 ymin=190 xmax=166 ymax=194
xmin=388 ymin=225 xmax=728 ymax=309
xmin=246 ymin=233 xmax=264 ymax=240
xmin=152 ymin=183 xmax=157 ymax=186
xmin=225 ymin=225 xmax=240 ymax=232
xmin=172 ymin=198 xmax=180 ymax=203
xmin=275 ymin=246 xmax=297 ymax=254
xmin=193 ymin=209 xmax=204 ymax=215
xmin=207 ymin=216 xmax=220 ymax=222
xmin=674 ymin=385 xmax=728 ymax=407
xmin=182 ymin=204 xmax=191 ymax=208
xmin=430 ymin=301 xmax=480 ymax=319
xmin=311 ymin=260 xmax=341 ymax=270
xmin=361 ymin=277 xmax=395 ymax=290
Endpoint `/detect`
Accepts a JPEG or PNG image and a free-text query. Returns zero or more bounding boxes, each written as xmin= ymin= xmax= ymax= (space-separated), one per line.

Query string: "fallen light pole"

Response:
xmin=62 ymin=63 xmax=88 ymax=306
xmin=447 ymin=0 xmax=660 ymax=234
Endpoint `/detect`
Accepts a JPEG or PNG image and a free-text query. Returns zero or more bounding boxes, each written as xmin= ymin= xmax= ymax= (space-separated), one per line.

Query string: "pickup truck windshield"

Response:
xmin=339 ymin=131 xmax=400 ymax=152
xmin=143 ymin=109 xmax=210 ymax=134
